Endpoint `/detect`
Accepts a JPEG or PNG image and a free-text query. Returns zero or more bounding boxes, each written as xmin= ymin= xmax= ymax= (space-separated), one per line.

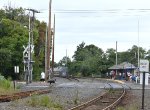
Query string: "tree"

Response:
xmin=0 ymin=48 xmax=12 ymax=78
xmin=32 ymin=22 xmax=47 ymax=80
xmin=0 ymin=17 xmax=28 ymax=79
xmin=70 ymin=42 xmax=105 ymax=77
xmin=73 ymin=42 xmax=85 ymax=61
xmin=0 ymin=10 xmax=6 ymax=20
xmin=68 ymin=61 xmax=82 ymax=76
xmin=127 ymin=45 xmax=146 ymax=66
xmin=105 ymin=48 xmax=116 ymax=67
xmin=58 ymin=56 xmax=71 ymax=67
xmin=35 ymin=22 xmax=46 ymax=57
xmin=0 ymin=6 xmax=43 ymax=80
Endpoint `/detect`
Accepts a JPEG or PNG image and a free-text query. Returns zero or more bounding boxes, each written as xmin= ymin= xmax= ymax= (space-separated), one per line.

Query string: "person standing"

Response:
xmin=110 ymin=71 xmax=113 ymax=79
xmin=40 ymin=71 xmax=45 ymax=82
xmin=119 ymin=72 xmax=122 ymax=80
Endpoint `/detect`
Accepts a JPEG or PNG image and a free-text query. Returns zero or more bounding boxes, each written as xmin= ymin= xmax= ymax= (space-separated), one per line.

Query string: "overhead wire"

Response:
xmin=35 ymin=8 xmax=150 ymax=19
xmin=39 ymin=8 xmax=150 ymax=13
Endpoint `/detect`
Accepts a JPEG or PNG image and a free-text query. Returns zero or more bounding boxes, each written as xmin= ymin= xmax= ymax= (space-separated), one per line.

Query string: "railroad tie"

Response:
xmin=109 ymin=97 xmax=116 ymax=99
xmin=101 ymin=100 xmax=110 ymax=103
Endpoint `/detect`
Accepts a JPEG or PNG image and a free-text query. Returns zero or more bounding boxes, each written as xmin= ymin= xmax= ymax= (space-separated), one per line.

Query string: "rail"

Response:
xmin=68 ymin=81 xmax=126 ymax=110
xmin=102 ymin=85 xmax=126 ymax=110
xmin=0 ymin=89 xmax=50 ymax=102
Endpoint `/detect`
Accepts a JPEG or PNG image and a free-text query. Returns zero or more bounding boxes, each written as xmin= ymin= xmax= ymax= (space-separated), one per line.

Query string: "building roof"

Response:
xmin=108 ymin=62 xmax=136 ymax=70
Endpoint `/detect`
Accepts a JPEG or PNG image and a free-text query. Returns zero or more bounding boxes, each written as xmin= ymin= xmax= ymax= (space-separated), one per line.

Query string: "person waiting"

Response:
xmin=40 ymin=71 xmax=45 ymax=82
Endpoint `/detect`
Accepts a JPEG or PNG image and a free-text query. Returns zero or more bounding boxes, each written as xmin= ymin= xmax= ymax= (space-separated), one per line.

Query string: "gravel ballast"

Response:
xmin=0 ymin=78 xmax=150 ymax=110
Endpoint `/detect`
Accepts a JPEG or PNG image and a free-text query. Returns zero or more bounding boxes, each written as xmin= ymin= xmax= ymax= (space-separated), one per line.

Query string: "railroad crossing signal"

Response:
xmin=23 ymin=9 xmax=39 ymax=84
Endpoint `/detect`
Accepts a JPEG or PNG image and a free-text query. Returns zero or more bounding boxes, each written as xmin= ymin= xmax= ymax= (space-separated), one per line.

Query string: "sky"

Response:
xmin=1 ymin=0 xmax=150 ymax=62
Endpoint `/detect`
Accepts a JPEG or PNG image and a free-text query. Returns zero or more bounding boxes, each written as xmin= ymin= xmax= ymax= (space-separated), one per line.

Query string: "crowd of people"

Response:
xmin=108 ymin=70 xmax=140 ymax=83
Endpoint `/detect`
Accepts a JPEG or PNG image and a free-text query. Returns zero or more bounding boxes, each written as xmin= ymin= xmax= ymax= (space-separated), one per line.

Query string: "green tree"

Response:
xmin=0 ymin=48 xmax=12 ymax=78
xmin=70 ymin=42 xmax=105 ymax=77
xmin=127 ymin=45 xmax=146 ymax=67
xmin=73 ymin=42 xmax=85 ymax=61
xmin=0 ymin=17 xmax=28 ymax=79
xmin=58 ymin=56 xmax=71 ymax=67
xmin=0 ymin=6 xmax=42 ymax=80
xmin=105 ymin=48 xmax=116 ymax=67
xmin=0 ymin=10 xmax=6 ymax=20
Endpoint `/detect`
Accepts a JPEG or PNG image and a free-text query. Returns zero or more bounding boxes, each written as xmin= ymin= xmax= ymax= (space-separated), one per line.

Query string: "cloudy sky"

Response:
xmin=1 ymin=0 xmax=150 ymax=62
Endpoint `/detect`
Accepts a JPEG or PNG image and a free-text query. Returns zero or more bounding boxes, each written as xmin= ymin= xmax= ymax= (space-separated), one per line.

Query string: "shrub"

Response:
xmin=40 ymin=96 xmax=51 ymax=107
xmin=0 ymin=78 xmax=11 ymax=89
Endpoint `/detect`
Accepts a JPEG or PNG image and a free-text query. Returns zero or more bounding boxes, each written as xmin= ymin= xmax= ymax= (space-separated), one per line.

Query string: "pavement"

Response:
xmin=17 ymin=78 xmax=150 ymax=91
xmin=113 ymin=79 xmax=150 ymax=90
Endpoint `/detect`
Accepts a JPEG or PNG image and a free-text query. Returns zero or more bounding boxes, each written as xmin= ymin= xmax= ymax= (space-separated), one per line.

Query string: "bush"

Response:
xmin=0 ymin=77 xmax=11 ymax=89
xmin=0 ymin=74 xmax=4 ymax=80
xmin=76 ymin=72 xmax=82 ymax=77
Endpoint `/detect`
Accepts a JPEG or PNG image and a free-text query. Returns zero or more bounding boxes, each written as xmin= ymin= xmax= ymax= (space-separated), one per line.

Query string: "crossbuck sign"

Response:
xmin=140 ymin=59 xmax=149 ymax=72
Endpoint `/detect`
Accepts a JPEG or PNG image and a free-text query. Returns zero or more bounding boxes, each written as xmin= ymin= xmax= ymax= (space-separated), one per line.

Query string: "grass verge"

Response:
xmin=0 ymin=78 xmax=18 ymax=95
xmin=26 ymin=95 xmax=63 ymax=110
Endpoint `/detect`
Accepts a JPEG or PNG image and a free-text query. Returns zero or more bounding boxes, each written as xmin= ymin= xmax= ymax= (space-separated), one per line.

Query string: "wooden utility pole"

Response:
xmin=46 ymin=0 xmax=52 ymax=81
xmin=52 ymin=14 xmax=55 ymax=73
xmin=116 ymin=41 xmax=118 ymax=75
xmin=45 ymin=26 xmax=47 ymax=81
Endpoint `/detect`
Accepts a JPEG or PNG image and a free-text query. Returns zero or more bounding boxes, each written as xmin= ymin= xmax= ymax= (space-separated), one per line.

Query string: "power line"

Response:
xmin=39 ymin=8 xmax=150 ymax=13
xmin=36 ymin=8 xmax=150 ymax=18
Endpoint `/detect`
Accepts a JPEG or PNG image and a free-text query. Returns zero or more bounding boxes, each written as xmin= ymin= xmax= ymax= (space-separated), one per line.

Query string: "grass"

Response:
xmin=26 ymin=95 xmax=63 ymax=110
xmin=0 ymin=79 xmax=11 ymax=89
xmin=116 ymin=100 xmax=139 ymax=110
xmin=73 ymin=88 xmax=80 ymax=105
xmin=116 ymin=107 xmax=125 ymax=110
xmin=108 ymin=88 xmax=115 ymax=94
xmin=116 ymin=106 xmax=138 ymax=110
xmin=0 ymin=78 xmax=18 ymax=95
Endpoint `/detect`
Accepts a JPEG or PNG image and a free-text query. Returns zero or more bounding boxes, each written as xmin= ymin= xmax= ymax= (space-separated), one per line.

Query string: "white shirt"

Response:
xmin=41 ymin=72 xmax=45 ymax=79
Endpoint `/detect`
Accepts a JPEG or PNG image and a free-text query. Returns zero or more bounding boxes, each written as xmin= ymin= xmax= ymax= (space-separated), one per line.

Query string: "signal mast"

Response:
xmin=23 ymin=9 xmax=40 ymax=84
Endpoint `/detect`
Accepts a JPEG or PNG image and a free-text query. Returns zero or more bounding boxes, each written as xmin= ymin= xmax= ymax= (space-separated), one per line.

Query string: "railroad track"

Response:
xmin=0 ymin=77 xmax=85 ymax=103
xmin=0 ymin=89 xmax=51 ymax=102
xmin=68 ymin=82 xmax=126 ymax=110
xmin=63 ymin=76 xmax=80 ymax=82
xmin=0 ymin=77 xmax=129 ymax=110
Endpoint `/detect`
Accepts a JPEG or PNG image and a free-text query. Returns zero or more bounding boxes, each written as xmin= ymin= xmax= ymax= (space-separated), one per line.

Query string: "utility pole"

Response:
xmin=29 ymin=9 xmax=40 ymax=83
xmin=45 ymin=26 xmax=48 ymax=81
xmin=138 ymin=18 xmax=140 ymax=73
xmin=116 ymin=41 xmax=118 ymax=75
xmin=52 ymin=15 xmax=55 ymax=69
xmin=23 ymin=9 xmax=40 ymax=84
xmin=66 ymin=49 xmax=68 ymax=66
xmin=46 ymin=0 xmax=52 ymax=81
xmin=52 ymin=14 xmax=55 ymax=74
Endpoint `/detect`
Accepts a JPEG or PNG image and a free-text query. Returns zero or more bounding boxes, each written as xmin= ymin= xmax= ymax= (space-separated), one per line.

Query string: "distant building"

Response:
xmin=108 ymin=62 xmax=137 ymax=79
xmin=109 ymin=62 xmax=136 ymax=70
